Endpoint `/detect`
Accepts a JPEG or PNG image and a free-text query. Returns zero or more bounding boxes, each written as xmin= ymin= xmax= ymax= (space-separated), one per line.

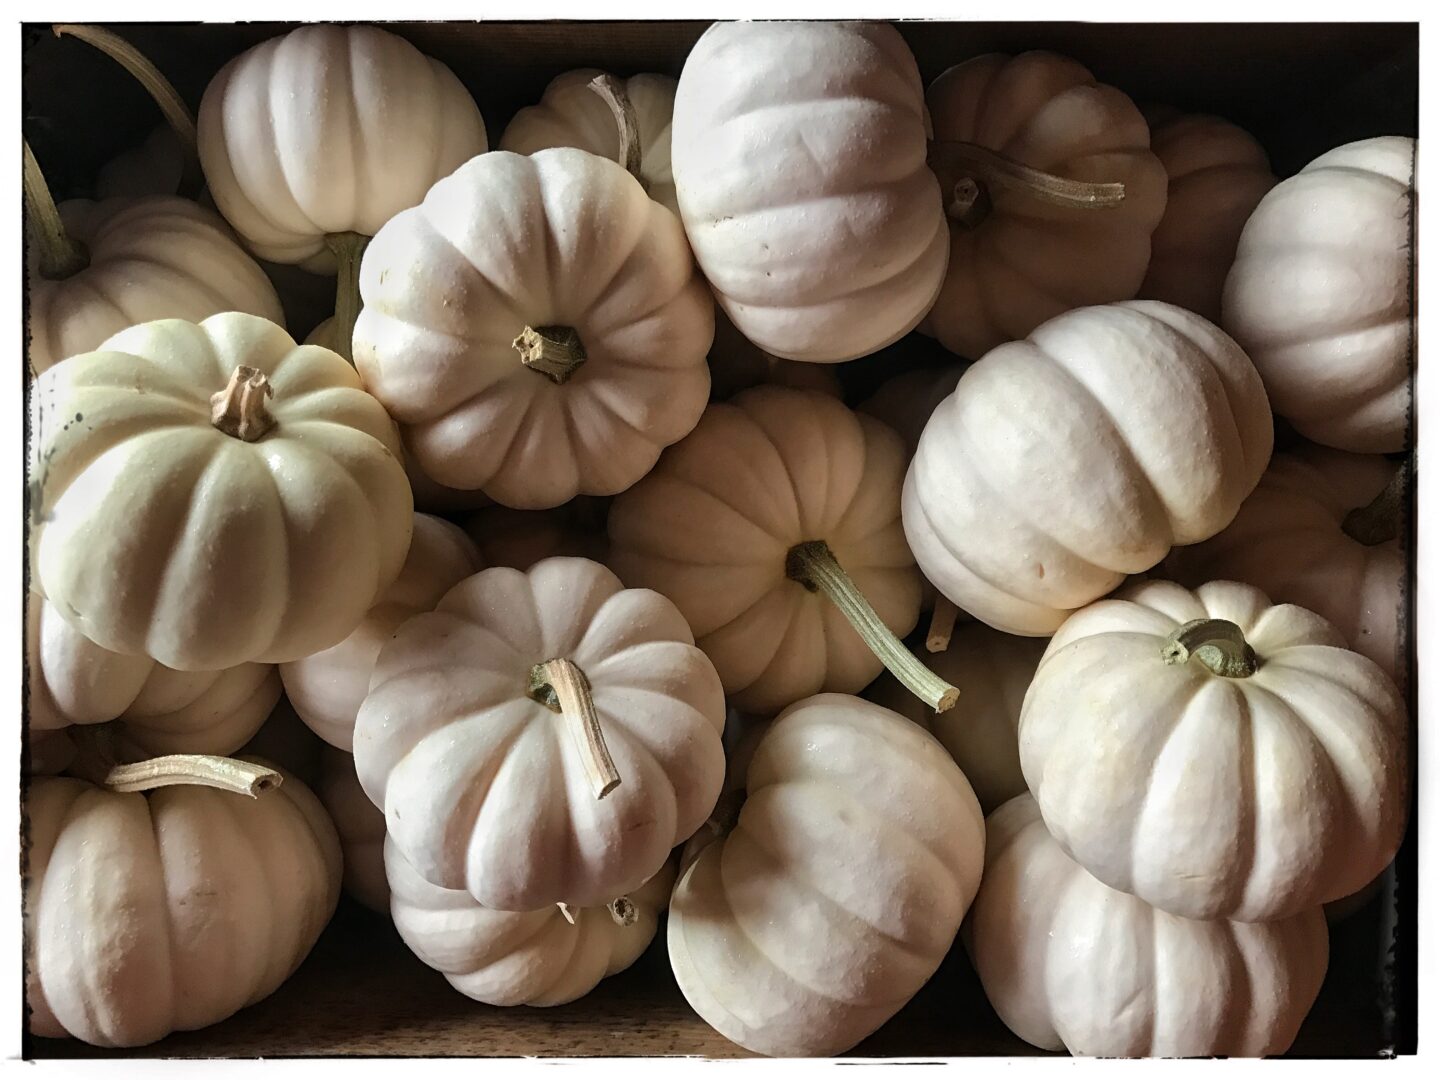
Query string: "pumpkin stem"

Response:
xmin=786 ymin=540 xmax=959 ymax=713
xmin=928 ymin=140 xmax=1126 ymax=228
xmin=210 ymin=365 xmax=276 ymax=442
xmin=1161 ymin=618 xmax=1259 ymax=679
xmin=529 ymin=657 xmax=621 ymax=799
xmin=556 ymin=902 xmax=577 ymax=925
xmin=1341 ymin=458 xmax=1409 ymax=547
xmin=104 ymin=754 xmax=282 ymax=797
xmin=926 ymin=596 xmax=959 ymax=654
xmin=51 ymin=24 xmax=203 ymax=197
xmin=607 ymin=895 xmax=638 ymax=927
xmin=22 ymin=140 xmax=89 ymax=280
xmin=587 ymin=73 xmax=647 ymax=188
xmin=325 ymin=231 xmax=369 ymax=364
xmin=515 ymin=325 xmax=587 ymax=383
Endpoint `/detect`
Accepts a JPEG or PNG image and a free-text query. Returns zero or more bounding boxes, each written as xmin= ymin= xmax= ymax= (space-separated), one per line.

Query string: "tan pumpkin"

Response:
xmin=904 ymin=301 xmax=1273 ymax=636
xmin=610 ymin=386 xmax=955 ymax=716
xmin=707 ymin=311 xmax=844 ymax=402
xmin=318 ymin=747 xmax=389 ymax=914
xmin=389 ymin=841 xmax=675 ymax=1007
xmin=858 ymin=364 xmax=968 ymax=457
xmin=30 ymin=312 xmax=414 ymax=671
xmin=923 ymin=52 xmax=1168 ymax=360
xmin=25 ymin=756 xmax=340 ymax=1048
xmin=280 ymin=513 xmax=482 ymax=750
xmin=1222 ymin=136 xmax=1415 ymax=453
xmin=353 ymin=556 xmax=726 ymax=911
xmin=464 ymin=498 xmax=610 ymax=571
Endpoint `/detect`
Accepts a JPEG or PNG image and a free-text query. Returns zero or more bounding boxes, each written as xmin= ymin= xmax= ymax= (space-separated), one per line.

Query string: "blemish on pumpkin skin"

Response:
xmin=1036 ymin=565 xmax=1046 ymax=579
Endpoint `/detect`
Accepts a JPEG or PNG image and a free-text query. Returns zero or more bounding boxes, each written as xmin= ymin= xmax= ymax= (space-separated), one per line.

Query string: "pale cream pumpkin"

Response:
xmin=389 ymin=840 xmax=675 ymax=1006
xmin=1138 ymin=112 xmax=1276 ymax=322
xmin=924 ymin=52 xmax=1168 ymax=361
xmin=353 ymin=556 xmax=726 ymax=911
xmin=318 ymin=747 xmax=389 ymax=914
xmin=609 ymin=386 xmax=954 ymax=716
xmin=501 ymin=68 xmax=679 ymax=216
xmin=671 ymin=20 xmax=948 ymax=363
xmin=464 ymin=499 xmax=610 ymax=571
xmin=25 ymin=757 xmax=341 ymax=1048
xmin=969 ymin=794 xmax=1328 ymax=1056
xmin=353 ymin=147 xmax=714 ymax=509
xmin=27 ymin=594 xmax=279 ymax=756
xmin=30 ymin=312 xmax=413 ymax=671
xmin=280 ymin=512 xmax=482 ymax=751
xmin=1020 ymin=579 xmax=1407 ymax=922
xmin=1165 ymin=444 xmax=1406 ymax=683
xmin=903 ymin=301 xmax=1273 ymax=636
xmin=858 ymin=363 xmax=968 ymax=456
xmin=668 ymin=694 xmax=985 ymax=1057
xmin=1222 ymin=136 xmax=1415 ymax=453
xmin=867 ymin=623 xmax=1046 ymax=813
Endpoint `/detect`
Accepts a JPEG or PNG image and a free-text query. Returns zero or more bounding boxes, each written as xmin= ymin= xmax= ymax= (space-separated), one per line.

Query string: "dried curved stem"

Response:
xmin=23 ymin=140 xmax=89 ymax=280
xmin=103 ymin=754 xmax=281 ymax=797
xmin=530 ymin=658 xmax=620 ymax=799
xmin=1161 ymin=618 xmax=1258 ymax=679
xmin=1342 ymin=458 xmax=1409 ymax=546
xmin=929 ymin=140 xmax=1126 ymax=227
xmin=587 ymin=73 xmax=646 ymax=187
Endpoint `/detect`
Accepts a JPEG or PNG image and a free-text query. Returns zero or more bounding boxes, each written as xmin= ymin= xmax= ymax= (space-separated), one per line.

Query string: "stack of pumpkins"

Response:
xmin=23 ymin=19 xmax=1413 ymax=1058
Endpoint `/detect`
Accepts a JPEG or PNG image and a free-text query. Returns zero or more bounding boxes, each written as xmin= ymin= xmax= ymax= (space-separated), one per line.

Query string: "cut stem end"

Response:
xmin=102 ymin=754 xmax=281 ymax=798
xmin=926 ymin=596 xmax=959 ymax=654
xmin=515 ymin=325 xmax=587 ymax=383
xmin=210 ymin=365 xmax=276 ymax=442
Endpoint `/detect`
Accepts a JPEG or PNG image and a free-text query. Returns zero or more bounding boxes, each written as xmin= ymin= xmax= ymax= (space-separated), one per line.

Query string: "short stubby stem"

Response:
xmin=926 ymin=596 xmax=960 ymax=654
xmin=947 ymin=177 xmax=993 ymax=229
xmin=556 ymin=902 xmax=577 ymax=925
xmin=1161 ymin=618 xmax=1259 ymax=679
xmin=786 ymin=540 xmax=959 ymax=713
xmin=515 ymin=325 xmax=587 ymax=383
xmin=211 ymin=365 xmax=276 ymax=442
xmin=325 ymin=232 xmax=369 ymax=364
xmin=23 ymin=140 xmax=89 ymax=280
xmin=608 ymin=896 xmax=638 ymax=927
xmin=929 ymin=140 xmax=1126 ymax=226
xmin=530 ymin=657 xmax=621 ymax=799
xmin=103 ymin=754 xmax=281 ymax=797
xmin=587 ymin=73 xmax=647 ymax=188
xmin=1342 ymin=458 xmax=1409 ymax=547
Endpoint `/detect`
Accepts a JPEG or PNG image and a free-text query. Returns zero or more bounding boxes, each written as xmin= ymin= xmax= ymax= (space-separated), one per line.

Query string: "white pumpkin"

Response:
xmin=1222 ymin=136 xmax=1415 ymax=453
xmin=501 ymin=68 xmax=679 ymax=216
xmin=464 ymin=499 xmax=610 ymax=570
xmin=1165 ymin=444 xmax=1406 ymax=683
xmin=353 ymin=147 xmax=714 ymax=509
xmin=30 ymin=312 xmax=413 ymax=671
xmin=904 ymin=301 xmax=1273 ymax=636
xmin=858 ymin=363 xmax=967 ymax=455
xmin=668 ymin=694 xmax=985 ymax=1057
xmin=389 ymin=839 xmax=675 ymax=1007
xmin=867 ymin=623 xmax=1045 ymax=813
xmin=27 ymin=594 xmax=279 ymax=756
xmin=280 ymin=513 xmax=482 ymax=751
xmin=924 ymin=52 xmax=1168 ymax=360
xmin=970 ymin=794 xmax=1328 ymax=1056
xmin=671 ymin=20 xmax=948 ymax=363
xmin=1139 ymin=112 xmax=1276 ymax=322
xmin=25 ymin=757 xmax=341 ymax=1048
xmin=25 ymin=193 xmax=284 ymax=375
xmin=353 ymin=556 xmax=726 ymax=911
xmin=1020 ymin=579 xmax=1407 ymax=922
xmin=197 ymin=23 xmax=487 ymax=272
xmin=609 ymin=386 xmax=950 ymax=716
xmin=318 ymin=747 xmax=388 ymax=913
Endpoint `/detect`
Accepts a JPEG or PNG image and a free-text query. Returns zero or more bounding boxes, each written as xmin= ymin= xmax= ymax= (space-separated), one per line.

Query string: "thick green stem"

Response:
xmin=530 ymin=658 xmax=620 ymax=799
xmin=929 ymin=140 xmax=1126 ymax=229
xmin=786 ymin=541 xmax=959 ymax=713
xmin=325 ymin=232 xmax=369 ymax=364
xmin=1342 ymin=459 xmax=1409 ymax=546
xmin=1161 ymin=619 xmax=1259 ymax=679
xmin=23 ymin=140 xmax=89 ymax=279
xmin=587 ymin=73 xmax=646 ymax=188
xmin=514 ymin=326 xmax=587 ymax=383
xmin=52 ymin=23 xmax=203 ymax=197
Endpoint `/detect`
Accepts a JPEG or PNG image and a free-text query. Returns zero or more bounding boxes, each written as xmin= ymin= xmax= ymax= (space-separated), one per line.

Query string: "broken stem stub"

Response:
xmin=926 ymin=596 xmax=960 ymax=654
xmin=530 ymin=657 xmax=621 ymax=799
xmin=786 ymin=540 xmax=959 ymax=713
xmin=515 ymin=325 xmax=587 ymax=383
xmin=211 ymin=365 xmax=276 ymax=442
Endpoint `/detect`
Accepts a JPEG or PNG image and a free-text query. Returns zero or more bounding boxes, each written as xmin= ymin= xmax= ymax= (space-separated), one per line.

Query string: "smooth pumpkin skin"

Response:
xmin=30 ymin=312 xmax=413 ymax=671
xmin=924 ymin=52 xmax=1168 ymax=361
xmin=609 ymin=386 xmax=923 ymax=715
xmin=866 ymin=623 xmax=1045 ymax=814
xmin=27 ymin=595 xmax=279 ymax=756
xmin=1139 ymin=112 xmax=1276 ymax=322
xmin=280 ymin=513 xmax=482 ymax=751
xmin=353 ymin=556 xmax=726 ymax=911
xmin=671 ymin=21 xmax=948 ymax=363
xmin=25 ymin=766 xmax=341 ymax=1048
xmin=318 ymin=747 xmax=388 ymax=913
xmin=197 ymin=24 xmax=487 ymax=271
xmin=1165 ymin=444 xmax=1405 ymax=683
xmin=970 ymin=794 xmax=1328 ymax=1057
xmin=389 ymin=840 xmax=675 ymax=1007
xmin=668 ymin=694 xmax=985 ymax=1057
xmin=354 ymin=148 xmax=714 ymax=509
xmin=501 ymin=68 xmax=679 ymax=216
xmin=27 ymin=195 xmax=284 ymax=375
xmin=903 ymin=301 xmax=1273 ymax=636
xmin=1222 ymin=136 xmax=1415 ymax=453
xmin=1020 ymin=579 xmax=1407 ymax=922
